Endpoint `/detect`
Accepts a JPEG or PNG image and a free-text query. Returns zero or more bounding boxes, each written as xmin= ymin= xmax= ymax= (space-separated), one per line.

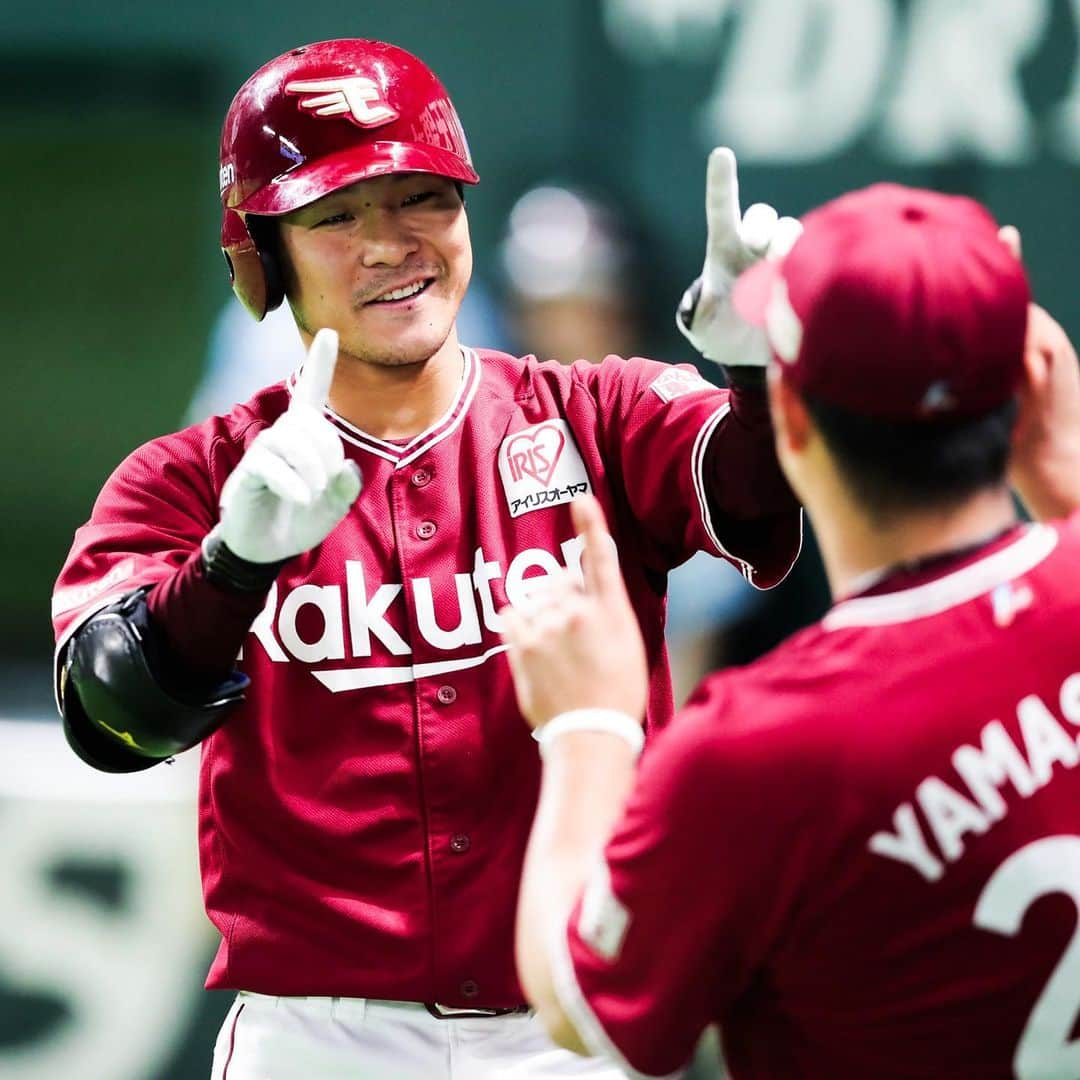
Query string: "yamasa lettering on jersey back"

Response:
xmin=561 ymin=517 xmax=1080 ymax=1080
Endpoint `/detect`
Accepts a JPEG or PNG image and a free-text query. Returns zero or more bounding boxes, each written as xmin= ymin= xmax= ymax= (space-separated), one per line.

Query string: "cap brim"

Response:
xmin=732 ymin=258 xmax=782 ymax=327
xmin=237 ymin=141 xmax=479 ymax=215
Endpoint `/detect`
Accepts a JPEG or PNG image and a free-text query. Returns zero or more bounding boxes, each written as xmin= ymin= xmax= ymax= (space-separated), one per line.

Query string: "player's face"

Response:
xmin=278 ymin=174 xmax=472 ymax=368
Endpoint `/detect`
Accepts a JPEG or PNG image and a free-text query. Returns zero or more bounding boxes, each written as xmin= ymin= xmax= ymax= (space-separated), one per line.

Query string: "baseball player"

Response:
xmin=504 ymin=185 xmax=1080 ymax=1078
xmin=50 ymin=39 xmax=803 ymax=1079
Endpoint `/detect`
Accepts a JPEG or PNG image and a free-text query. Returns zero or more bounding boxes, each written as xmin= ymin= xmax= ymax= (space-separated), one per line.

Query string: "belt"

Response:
xmin=237 ymin=992 xmax=530 ymax=1021
xmin=425 ymin=1002 xmax=532 ymax=1020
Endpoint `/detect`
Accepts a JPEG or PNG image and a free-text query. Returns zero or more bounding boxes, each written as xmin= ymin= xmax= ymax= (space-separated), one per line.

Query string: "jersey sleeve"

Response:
xmin=50 ymin=427 xmax=234 ymax=697
xmin=580 ymin=356 xmax=801 ymax=587
xmin=550 ymin=678 xmax=824 ymax=1078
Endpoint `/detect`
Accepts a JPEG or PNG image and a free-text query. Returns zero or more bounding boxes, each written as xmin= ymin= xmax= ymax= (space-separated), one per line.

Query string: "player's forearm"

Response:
xmin=516 ymin=733 xmax=638 ymax=1053
xmin=704 ymin=383 xmax=798 ymax=519
xmin=699 ymin=382 xmax=803 ymax=548
xmin=146 ymin=545 xmax=273 ymax=691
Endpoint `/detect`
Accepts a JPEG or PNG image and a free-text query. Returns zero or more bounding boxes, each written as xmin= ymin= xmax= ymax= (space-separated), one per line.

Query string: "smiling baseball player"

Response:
xmin=51 ymin=38 xmax=803 ymax=1079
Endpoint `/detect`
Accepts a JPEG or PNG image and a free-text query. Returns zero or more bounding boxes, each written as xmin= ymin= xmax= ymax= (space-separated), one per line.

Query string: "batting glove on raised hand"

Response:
xmin=676 ymin=147 xmax=802 ymax=369
xmin=209 ymin=328 xmax=362 ymax=567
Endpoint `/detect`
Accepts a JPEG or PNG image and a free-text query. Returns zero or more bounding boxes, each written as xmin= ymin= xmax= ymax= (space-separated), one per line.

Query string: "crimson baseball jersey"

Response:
xmin=52 ymin=348 xmax=800 ymax=1006
xmin=559 ymin=516 xmax=1080 ymax=1079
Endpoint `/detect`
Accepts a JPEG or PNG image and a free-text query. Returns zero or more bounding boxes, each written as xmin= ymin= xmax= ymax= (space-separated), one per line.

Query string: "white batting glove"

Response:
xmin=676 ymin=147 xmax=802 ymax=368
xmin=211 ymin=328 xmax=362 ymax=564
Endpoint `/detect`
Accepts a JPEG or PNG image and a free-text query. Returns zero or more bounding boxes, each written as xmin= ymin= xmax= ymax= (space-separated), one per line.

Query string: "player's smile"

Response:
xmin=362 ymin=274 xmax=436 ymax=308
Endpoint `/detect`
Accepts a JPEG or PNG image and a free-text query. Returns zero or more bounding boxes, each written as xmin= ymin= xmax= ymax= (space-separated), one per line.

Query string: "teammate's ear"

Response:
xmin=767 ymin=365 xmax=812 ymax=454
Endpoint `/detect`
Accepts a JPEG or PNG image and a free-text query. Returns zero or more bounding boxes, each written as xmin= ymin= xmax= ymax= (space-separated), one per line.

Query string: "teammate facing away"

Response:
xmin=50 ymin=38 xmax=805 ymax=1079
xmin=504 ymin=184 xmax=1080 ymax=1079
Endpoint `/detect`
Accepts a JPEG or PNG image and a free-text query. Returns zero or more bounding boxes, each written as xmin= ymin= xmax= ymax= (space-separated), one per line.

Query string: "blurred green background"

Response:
xmin=5 ymin=1 xmax=1080 ymax=1076
xmin=12 ymin=0 xmax=1080 ymax=675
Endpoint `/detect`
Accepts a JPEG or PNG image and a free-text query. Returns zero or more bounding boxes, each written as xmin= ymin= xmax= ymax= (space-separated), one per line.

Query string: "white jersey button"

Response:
xmin=416 ymin=520 xmax=437 ymax=540
xmin=436 ymin=685 xmax=457 ymax=705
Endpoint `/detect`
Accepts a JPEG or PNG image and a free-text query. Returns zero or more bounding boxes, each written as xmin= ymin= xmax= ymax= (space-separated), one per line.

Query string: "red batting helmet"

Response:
xmin=219 ymin=39 xmax=479 ymax=319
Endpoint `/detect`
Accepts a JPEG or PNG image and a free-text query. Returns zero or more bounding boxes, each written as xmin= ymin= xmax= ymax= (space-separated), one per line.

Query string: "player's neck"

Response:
xmin=328 ymin=333 xmax=465 ymax=440
xmin=815 ymin=486 xmax=1020 ymax=601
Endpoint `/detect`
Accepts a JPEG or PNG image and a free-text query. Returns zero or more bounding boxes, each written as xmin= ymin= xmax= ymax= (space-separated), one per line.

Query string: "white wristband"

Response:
xmin=534 ymin=709 xmax=645 ymax=760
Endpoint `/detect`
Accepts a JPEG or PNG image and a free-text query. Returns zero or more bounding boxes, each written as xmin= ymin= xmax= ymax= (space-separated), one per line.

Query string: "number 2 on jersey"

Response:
xmin=973 ymin=835 xmax=1080 ymax=1080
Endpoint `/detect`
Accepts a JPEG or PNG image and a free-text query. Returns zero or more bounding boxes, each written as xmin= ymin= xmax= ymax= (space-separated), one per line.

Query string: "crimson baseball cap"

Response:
xmin=733 ymin=183 xmax=1030 ymax=421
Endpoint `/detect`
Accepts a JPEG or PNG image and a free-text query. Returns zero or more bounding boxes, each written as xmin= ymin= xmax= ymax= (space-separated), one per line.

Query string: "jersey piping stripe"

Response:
xmin=823 ymin=524 xmax=1058 ymax=630
xmin=312 ymin=641 xmax=509 ymax=692
xmin=547 ymin=918 xmax=681 ymax=1080
xmin=220 ymin=1001 xmax=245 ymax=1080
xmin=396 ymin=360 xmax=478 ymax=468
xmin=326 ymin=346 xmax=475 ymax=451
xmin=690 ymin=404 xmax=744 ymax=570
xmin=690 ymin=401 xmax=804 ymax=591
xmin=691 ymin=403 xmax=772 ymax=589
xmin=287 ymin=347 xmax=480 ymax=468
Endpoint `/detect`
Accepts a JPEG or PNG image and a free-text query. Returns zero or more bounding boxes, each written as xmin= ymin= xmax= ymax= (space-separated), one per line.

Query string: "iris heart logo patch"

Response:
xmin=505 ymin=425 xmax=566 ymax=486
xmin=498 ymin=420 xmax=590 ymax=518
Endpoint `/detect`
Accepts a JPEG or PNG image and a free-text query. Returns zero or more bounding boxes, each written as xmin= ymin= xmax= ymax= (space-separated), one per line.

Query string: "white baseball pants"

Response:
xmin=210 ymin=992 xmax=636 ymax=1079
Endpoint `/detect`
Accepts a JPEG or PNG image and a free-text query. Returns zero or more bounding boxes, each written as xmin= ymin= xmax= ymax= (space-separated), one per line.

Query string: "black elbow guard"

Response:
xmin=60 ymin=588 xmax=248 ymax=773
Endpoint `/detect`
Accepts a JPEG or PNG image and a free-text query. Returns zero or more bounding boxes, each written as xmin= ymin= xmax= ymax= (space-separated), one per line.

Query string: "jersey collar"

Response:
xmin=286 ymin=346 xmax=480 ymax=468
xmin=822 ymin=523 xmax=1058 ymax=630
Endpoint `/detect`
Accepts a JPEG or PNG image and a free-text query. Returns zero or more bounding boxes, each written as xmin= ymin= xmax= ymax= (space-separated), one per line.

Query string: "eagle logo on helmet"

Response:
xmin=284 ymin=76 xmax=399 ymax=128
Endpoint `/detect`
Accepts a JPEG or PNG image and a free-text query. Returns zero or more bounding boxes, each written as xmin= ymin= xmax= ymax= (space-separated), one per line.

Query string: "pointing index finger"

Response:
xmin=570 ymin=495 xmax=622 ymax=603
xmin=294 ymin=327 xmax=339 ymax=410
xmin=704 ymin=147 xmax=743 ymax=276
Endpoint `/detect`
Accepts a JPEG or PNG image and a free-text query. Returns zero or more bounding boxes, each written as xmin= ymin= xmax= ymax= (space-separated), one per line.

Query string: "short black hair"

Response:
xmin=804 ymin=393 xmax=1018 ymax=523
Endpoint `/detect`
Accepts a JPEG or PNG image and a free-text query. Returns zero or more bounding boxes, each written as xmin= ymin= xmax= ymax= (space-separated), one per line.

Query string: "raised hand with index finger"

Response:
xmin=211 ymin=328 xmax=363 ymax=566
xmin=676 ymin=146 xmax=802 ymax=370
xmin=499 ymin=495 xmax=648 ymax=732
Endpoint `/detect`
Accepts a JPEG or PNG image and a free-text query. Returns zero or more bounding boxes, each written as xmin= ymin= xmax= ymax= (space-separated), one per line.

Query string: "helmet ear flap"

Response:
xmin=220 ymin=209 xmax=285 ymax=321
xmin=259 ymin=245 xmax=285 ymax=314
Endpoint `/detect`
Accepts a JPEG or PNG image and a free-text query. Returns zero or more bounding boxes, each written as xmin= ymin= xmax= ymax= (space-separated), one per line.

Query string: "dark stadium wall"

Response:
xmin=5 ymin=0 xmax=1080 ymax=667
